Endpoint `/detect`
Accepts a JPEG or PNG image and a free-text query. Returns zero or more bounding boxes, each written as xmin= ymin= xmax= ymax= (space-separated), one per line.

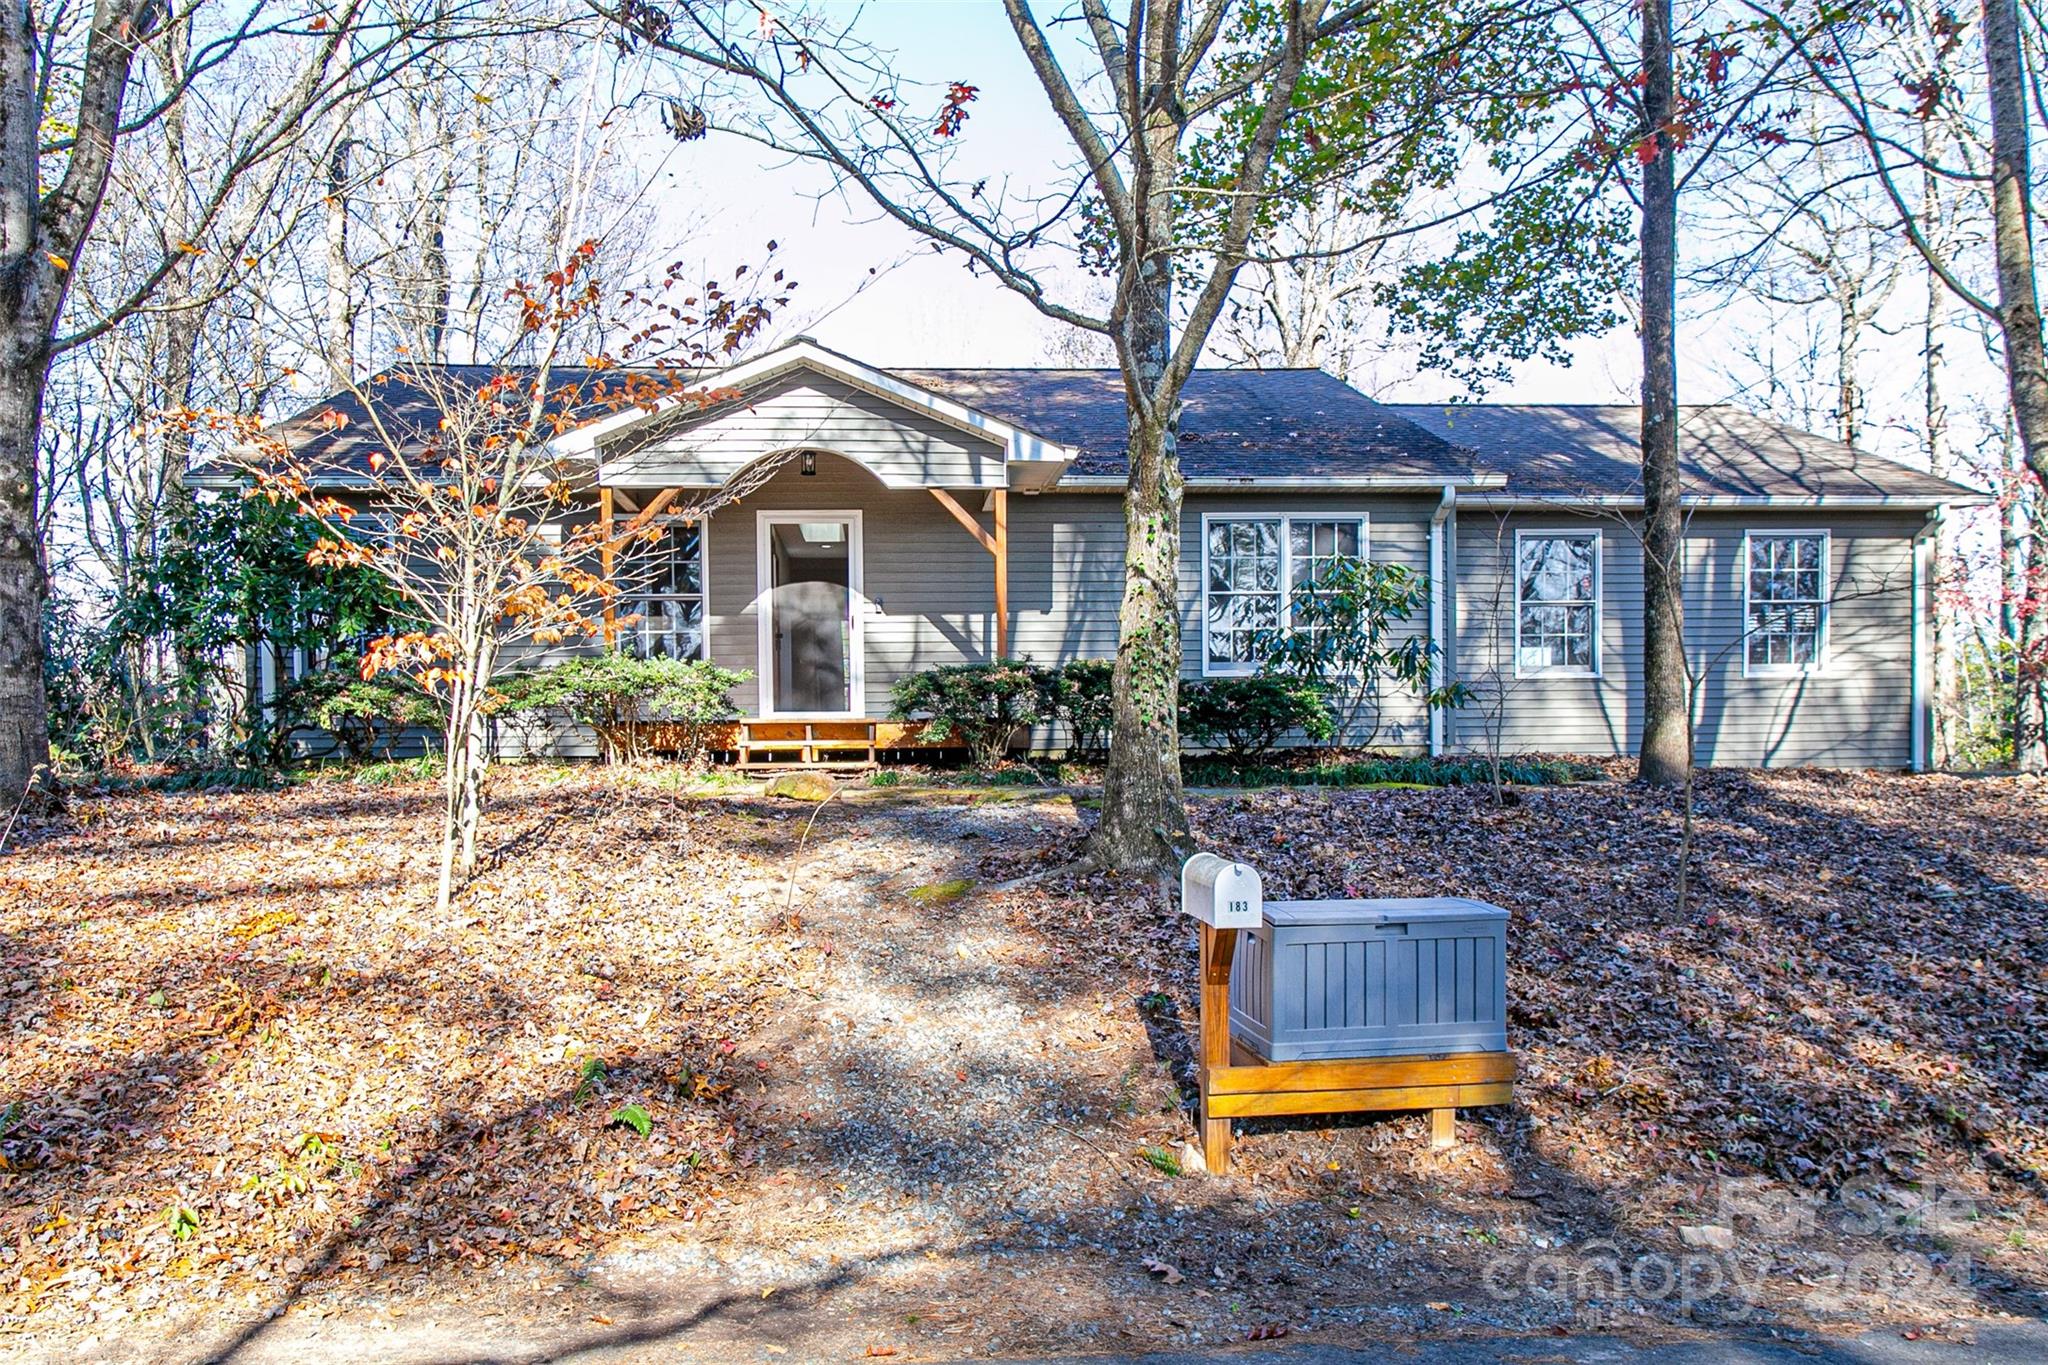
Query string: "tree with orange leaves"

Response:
xmin=218 ymin=239 xmax=788 ymax=910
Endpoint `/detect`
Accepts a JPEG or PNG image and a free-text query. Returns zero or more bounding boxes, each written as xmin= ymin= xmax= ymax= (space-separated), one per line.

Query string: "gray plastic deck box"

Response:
xmin=1229 ymin=897 xmax=1509 ymax=1062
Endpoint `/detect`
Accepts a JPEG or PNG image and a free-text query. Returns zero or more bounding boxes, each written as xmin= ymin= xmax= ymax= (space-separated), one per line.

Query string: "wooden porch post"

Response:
xmin=993 ymin=489 xmax=1009 ymax=657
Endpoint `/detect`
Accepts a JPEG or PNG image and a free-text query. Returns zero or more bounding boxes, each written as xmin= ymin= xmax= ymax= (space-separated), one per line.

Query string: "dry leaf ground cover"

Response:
xmin=0 ymin=765 xmax=2044 ymax=1361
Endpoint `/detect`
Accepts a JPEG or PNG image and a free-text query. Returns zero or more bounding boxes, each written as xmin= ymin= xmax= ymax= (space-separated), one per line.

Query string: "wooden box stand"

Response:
xmin=1196 ymin=924 xmax=1515 ymax=1175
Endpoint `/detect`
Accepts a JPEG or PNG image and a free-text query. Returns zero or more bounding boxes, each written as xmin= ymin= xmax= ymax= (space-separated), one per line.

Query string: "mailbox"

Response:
xmin=1181 ymin=852 xmax=1263 ymax=929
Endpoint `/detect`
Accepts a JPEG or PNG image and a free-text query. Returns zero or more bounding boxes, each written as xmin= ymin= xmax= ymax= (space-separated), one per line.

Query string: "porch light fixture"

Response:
xmin=800 ymin=450 xmax=817 ymax=476
xmin=798 ymin=522 xmax=845 ymax=545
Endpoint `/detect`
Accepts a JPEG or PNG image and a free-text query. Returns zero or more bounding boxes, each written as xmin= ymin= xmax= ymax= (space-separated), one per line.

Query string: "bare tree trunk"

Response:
xmin=153 ymin=20 xmax=210 ymax=744
xmin=0 ymin=351 xmax=49 ymax=797
xmin=1984 ymin=0 xmax=2048 ymax=770
xmin=1983 ymin=0 xmax=2048 ymax=520
xmin=419 ymin=165 xmax=452 ymax=363
xmin=1837 ymin=280 xmax=1862 ymax=447
xmin=1924 ymin=181 xmax=1954 ymax=764
xmin=325 ymin=137 xmax=357 ymax=388
xmin=2024 ymin=480 xmax=2048 ymax=770
xmin=1638 ymin=0 xmax=1690 ymax=787
xmin=1089 ymin=243 xmax=1192 ymax=870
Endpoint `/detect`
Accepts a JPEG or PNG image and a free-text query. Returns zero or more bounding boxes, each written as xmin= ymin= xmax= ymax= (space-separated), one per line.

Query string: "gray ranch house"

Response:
xmin=246 ymin=337 xmax=1983 ymax=768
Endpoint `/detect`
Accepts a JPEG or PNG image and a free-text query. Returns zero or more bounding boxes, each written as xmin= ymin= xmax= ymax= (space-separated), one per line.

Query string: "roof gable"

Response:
xmin=553 ymin=339 xmax=1076 ymax=489
xmin=599 ymin=367 xmax=1009 ymax=490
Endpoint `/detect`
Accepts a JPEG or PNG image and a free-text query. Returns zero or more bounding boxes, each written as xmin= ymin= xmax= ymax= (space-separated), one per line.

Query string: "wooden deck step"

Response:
xmin=630 ymin=717 xmax=968 ymax=767
xmin=737 ymin=719 xmax=879 ymax=771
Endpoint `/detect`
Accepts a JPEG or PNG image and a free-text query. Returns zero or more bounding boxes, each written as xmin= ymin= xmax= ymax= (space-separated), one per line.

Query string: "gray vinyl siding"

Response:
xmin=602 ymin=371 xmax=1006 ymax=489
xmin=1446 ymin=508 xmax=1922 ymax=767
xmin=1449 ymin=508 xmax=1640 ymax=757
xmin=1681 ymin=511 xmax=1919 ymax=767
xmin=285 ymin=470 xmax=1928 ymax=770
xmin=1007 ymin=493 xmax=1124 ymax=664
xmin=1009 ymin=491 xmax=1436 ymax=750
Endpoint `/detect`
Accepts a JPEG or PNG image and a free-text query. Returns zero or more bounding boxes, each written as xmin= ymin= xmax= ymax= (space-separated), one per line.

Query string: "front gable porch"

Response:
xmin=572 ymin=344 xmax=1071 ymax=729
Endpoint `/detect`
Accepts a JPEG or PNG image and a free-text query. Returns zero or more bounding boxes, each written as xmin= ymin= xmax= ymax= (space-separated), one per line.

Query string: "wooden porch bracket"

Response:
xmin=928 ymin=487 xmax=1010 ymax=656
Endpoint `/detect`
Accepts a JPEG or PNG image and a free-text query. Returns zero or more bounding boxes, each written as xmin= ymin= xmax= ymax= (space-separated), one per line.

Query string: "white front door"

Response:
xmin=757 ymin=511 xmax=864 ymax=715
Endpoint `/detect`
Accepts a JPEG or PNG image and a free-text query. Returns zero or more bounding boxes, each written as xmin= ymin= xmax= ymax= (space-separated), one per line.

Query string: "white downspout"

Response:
xmin=1429 ymin=484 xmax=1456 ymax=757
xmin=1911 ymin=507 xmax=1944 ymax=772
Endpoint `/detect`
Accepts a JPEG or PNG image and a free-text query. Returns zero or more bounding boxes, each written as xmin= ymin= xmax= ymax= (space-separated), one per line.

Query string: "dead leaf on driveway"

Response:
xmin=1141 ymin=1256 xmax=1183 ymax=1285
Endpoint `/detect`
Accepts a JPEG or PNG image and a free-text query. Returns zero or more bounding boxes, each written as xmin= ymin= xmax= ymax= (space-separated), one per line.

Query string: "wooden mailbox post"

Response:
xmin=1181 ymin=855 xmax=1516 ymax=1176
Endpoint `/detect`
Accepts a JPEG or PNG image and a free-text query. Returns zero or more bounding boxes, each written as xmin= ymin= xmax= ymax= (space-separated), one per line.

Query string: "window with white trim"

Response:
xmin=1515 ymin=530 xmax=1600 ymax=675
xmin=1202 ymin=514 xmax=1366 ymax=673
xmin=622 ymin=520 xmax=707 ymax=660
xmin=1745 ymin=531 xmax=1828 ymax=673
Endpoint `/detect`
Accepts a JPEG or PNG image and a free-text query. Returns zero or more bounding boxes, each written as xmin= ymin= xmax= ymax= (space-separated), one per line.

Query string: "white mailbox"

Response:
xmin=1181 ymin=853 xmax=1263 ymax=929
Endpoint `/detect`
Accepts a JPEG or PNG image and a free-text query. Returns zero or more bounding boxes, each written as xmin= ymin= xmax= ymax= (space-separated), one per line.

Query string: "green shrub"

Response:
xmin=348 ymin=754 xmax=445 ymax=786
xmin=1178 ymin=676 xmax=1334 ymax=762
xmin=1039 ymin=659 xmax=1114 ymax=761
xmin=889 ymin=660 xmax=1044 ymax=769
xmin=276 ymin=661 xmax=442 ymax=763
xmin=1255 ymin=560 xmax=1467 ymax=748
xmin=489 ymin=653 xmax=749 ymax=766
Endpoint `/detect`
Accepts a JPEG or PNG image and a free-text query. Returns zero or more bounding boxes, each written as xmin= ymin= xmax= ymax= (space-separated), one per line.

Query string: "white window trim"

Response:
xmin=1742 ymin=527 xmax=1831 ymax=679
xmin=1198 ymin=512 xmax=1368 ymax=678
xmin=1512 ymin=528 xmax=1604 ymax=680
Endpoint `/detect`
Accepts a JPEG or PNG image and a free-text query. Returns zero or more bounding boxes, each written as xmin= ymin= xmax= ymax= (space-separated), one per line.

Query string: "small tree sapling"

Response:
xmin=1255 ymin=560 xmax=1468 ymax=751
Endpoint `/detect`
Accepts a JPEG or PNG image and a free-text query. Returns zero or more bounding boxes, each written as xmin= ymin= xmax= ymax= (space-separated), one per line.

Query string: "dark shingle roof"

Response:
xmin=220 ymin=365 xmax=641 ymax=483
xmin=222 ymin=358 xmax=1984 ymax=506
xmin=1383 ymin=403 xmax=1981 ymax=502
xmin=890 ymin=367 xmax=1487 ymax=482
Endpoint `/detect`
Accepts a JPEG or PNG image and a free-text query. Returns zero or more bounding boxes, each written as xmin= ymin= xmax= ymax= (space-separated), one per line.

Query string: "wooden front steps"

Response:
xmin=704 ymin=719 xmax=964 ymax=771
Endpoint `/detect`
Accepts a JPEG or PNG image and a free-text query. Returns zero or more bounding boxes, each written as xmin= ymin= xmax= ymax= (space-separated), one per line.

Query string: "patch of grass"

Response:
xmin=1139 ymin=1144 xmax=1183 ymax=1178
xmin=965 ymin=788 xmax=1037 ymax=805
xmin=866 ymin=769 xmax=907 ymax=788
xmin=349 ymin=754 xmax=445 ymax=786
xmin=655 ymin=766 xmax=748 ymax=793
xmin=975 ymin=764 xmax=1051 ymax=787
xmin=907 ymin=878 xmax=975 ymax=906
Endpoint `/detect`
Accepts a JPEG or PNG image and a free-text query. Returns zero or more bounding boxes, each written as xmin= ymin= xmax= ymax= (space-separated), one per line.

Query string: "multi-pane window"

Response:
xmin=1202 ymin=515 xmax=1366 ymax=673
xmin=1515 ymin=531 xmax=1600 ymax=675
xmin=622 ymin=521 xmax=707 ymax=660
xmin=1745 ymin=531 xmax=1828 ymax=673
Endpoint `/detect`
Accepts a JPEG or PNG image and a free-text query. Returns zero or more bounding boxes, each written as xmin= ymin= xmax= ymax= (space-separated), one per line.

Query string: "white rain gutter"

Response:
xmin=1428 ymin=484 xmax=1456 ymax=756
xmin=1911 ymin=507 xmax=1945 ymax=772
xmin=1461 ymin=492 xmax=1984 ymax=510
xmin=1050 ymin=473 xmax=1506 ymax=492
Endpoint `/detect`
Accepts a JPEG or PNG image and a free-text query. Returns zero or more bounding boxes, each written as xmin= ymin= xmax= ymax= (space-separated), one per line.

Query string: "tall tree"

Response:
xmin=604 ymin=0 xmax=1565 ymax=871
xmin=1637 ymin=0 xmax=1688 ymax=786
xmin=1978 ymin=0 xmax=2048 ymax=557
xmin=0 ymin=0 xmax=568 ymax=798
xmin=1525 ymin=1 xmax=1823 ymax=786
xmin=1786 ymin=0 xmax=2048 ymax=761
